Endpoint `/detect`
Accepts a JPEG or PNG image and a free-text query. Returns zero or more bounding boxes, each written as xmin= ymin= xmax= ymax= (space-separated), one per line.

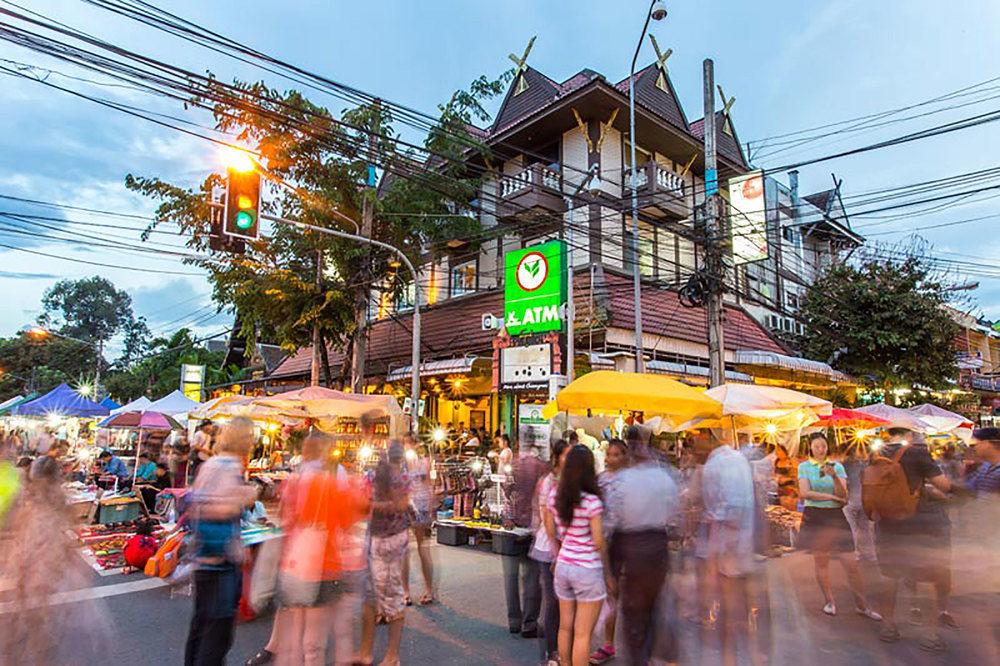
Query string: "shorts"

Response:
xmin=797 ymin=506 xmax=855 ymax=554
xmin=553 ymin=562 xmax=606 ymax=603
xmin=365 ymin=530 xmax=409 ymax=620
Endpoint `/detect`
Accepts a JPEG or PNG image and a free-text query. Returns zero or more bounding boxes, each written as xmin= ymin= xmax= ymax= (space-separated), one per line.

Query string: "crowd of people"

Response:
xmin=2 ymin=413 xmax=999 ymax=665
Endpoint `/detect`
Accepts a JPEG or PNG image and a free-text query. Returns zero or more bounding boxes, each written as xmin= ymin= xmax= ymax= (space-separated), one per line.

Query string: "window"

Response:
xmin=623 ymin=140 xmax=652 ymax=168
xmin=395 ymin=281 xmax=416 ymax=311
xmin=638 ymin=221 xmax=655 ymax=277
xmin=450 ymin=261 xmax=476 ymax=297
xmin=782 ymin=226 xmax=798 ymax=243
xmin=786 ymin=292 xmax=800 ymax=310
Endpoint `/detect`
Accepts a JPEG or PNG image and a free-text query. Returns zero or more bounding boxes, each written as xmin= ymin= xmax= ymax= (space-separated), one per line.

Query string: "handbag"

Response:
xmin=248 ymin=534 xmax=284 ymax=613
xmin=278 ymin=471 xmax=332 ymax=606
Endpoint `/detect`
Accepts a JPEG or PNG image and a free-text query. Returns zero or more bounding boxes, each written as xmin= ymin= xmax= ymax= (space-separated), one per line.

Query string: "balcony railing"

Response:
xmin=500 ymin=163 xmax=561 ymax=198
xmin=625 ymin=160 xmax=689 ymax=219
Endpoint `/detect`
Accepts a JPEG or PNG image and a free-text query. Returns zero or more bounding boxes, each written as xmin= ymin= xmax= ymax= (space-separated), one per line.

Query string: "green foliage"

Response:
xmin=40 ymin=276 xmax=136 ymax=344
xmin=0 ymin=333 xmax=94 ymax=401
xmin=125 ymin=72 xmax=507 ymax=372
xmin=102 ymin=328 xmax=231 ymax=402
xmin=799 ymin=253 xmax=960 ymax=392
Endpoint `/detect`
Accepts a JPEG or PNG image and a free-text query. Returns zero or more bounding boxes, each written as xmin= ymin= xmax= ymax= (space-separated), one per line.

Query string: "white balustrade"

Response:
xmin=655 ymin=166 xmax=684 ymax=196
xmin=500 ymin=167 xmax=533 ymax=197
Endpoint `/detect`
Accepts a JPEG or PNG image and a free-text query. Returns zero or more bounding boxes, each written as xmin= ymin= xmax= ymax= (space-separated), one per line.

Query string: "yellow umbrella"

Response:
xmin=541 ymin=371 xmax=722 ymax=428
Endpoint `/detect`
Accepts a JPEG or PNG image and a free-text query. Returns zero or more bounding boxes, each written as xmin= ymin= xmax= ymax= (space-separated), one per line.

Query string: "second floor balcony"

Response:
xmin=497 ymin=163 xmax=566 ymax=220
xmin=625 ymin=161 xmax=690 ymax=221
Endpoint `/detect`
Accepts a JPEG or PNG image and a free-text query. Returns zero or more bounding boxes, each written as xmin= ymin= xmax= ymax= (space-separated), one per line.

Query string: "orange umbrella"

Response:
xmin=813 ymin=408 xmax=890 ymax=428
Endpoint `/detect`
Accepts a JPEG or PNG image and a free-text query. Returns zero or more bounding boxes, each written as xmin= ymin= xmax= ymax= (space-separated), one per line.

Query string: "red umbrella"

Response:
xmin=813 ymin=408 xmax=890 ymax=428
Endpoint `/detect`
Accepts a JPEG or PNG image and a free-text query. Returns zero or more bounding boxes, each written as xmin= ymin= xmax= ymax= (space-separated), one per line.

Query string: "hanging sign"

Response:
xmin=504 ymin=239 xmax=567 ymax=336
xmin=180 ymin=364 xmax=205 ymax=402
xmin=728 ymin=170 xmax=769 ymax=265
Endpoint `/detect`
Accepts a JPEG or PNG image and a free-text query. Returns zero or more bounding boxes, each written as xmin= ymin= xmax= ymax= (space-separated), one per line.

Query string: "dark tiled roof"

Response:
xmin=601 ymin=273 xmax=785 ymax=354
xmin=558 ymin=69 xmax=601 ymax=94
xmin=491 ymin=67 xmax=562 ymax=135
xmin=804 ymin=189 xmax=836 ymax=214
xmin=689 ymin=112 xmax=747 ymax=169
xmin=269 ymin=272 xmax=785 ymax=380
xmin=256 ymin=344 xmax=287 ymax=374
xmin=614 ymin=64 xmax=688 ymax=132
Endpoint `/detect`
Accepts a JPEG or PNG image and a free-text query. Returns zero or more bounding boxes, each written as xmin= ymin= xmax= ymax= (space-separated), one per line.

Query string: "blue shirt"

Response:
xmin=798 ymin=459 xmax=846 ymax=508
xmin=135 ymin=461 xmax=157 ymax=482
xmin=966 ymin=461 xmax=1000 ymax=498
xmin=101 ymin=456 xmax=130 ymax=479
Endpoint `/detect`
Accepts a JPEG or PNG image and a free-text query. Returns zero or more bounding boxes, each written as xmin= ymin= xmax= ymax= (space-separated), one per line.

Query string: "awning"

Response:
xmin=733 ymin=350 xmax=847 ymax=382
xmin=387 ymin=357 xmax=481 ymax=382
xmin=646 ymin=360 xmax=753 ymax=385
xmin=585 ymin=353 xmax=616 ymax=370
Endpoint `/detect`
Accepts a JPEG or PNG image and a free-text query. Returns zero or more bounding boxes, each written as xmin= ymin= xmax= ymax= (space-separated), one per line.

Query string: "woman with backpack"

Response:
xmin=544 ymin=445 xmax=613 ymax=666
xmin=797 ymin=432 xmax=881 ymax=620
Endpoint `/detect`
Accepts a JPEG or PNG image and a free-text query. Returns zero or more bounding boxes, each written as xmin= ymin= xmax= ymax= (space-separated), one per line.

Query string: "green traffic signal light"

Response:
xmin=235 ymin=210 xmax=255 ymax=230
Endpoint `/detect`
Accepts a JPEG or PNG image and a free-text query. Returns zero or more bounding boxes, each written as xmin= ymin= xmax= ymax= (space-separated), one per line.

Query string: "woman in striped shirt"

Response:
xmin=544 ymin=445 xmax=614 ymax=666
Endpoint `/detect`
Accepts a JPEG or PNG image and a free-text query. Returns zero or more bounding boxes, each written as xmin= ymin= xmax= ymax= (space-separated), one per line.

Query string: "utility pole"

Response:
xmin=311 ymin=248 xmax=323 ymax=387
xmin=95 ymin=338 xmax=104 ymax=398
xmin=352 ymin=99 xmax=381 ymax=393
xmin=703 ymin=59 xmax=726 ymax=387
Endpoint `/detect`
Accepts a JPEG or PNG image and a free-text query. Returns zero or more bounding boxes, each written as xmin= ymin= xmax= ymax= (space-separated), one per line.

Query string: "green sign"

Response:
xmin=504 ymin=239 xmax=567 ymax=336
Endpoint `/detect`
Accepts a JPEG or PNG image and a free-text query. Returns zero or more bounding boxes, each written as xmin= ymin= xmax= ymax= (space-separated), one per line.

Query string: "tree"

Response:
xmin=798 ymin=249 xmax=961 ymax=396
xmin=0 ymin=333 xmax=93 ymax=400
xmin=126 ymin=72 xmax=507 ymax=384
xmin=40 ymin=276 xmax=135 ymax=344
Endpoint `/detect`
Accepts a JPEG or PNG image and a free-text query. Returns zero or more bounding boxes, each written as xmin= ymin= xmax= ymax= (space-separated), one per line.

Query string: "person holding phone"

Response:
xmin=797 ymin=432 xmax=881 ymax=620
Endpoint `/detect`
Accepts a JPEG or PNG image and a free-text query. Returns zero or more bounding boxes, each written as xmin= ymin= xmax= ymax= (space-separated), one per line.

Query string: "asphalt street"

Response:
xmin=6 ymin=535 xmax=999 ymax=665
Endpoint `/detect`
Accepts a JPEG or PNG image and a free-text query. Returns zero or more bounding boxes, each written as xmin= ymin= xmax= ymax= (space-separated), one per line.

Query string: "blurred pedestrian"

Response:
xmin=842 ymin=444 xmax=877 ymax=562
xmin=530 ymin=438 xmax=570 ymax=665
xmin=797 ymin=433 xmax=880 ymax=619
xmin=497 ymin=433 xmax=515 ymax=473
xmin=274 ymin=431 xmax=354 ymax=666
xmin=404 ymin=438 xmax=435 ymax=606
xmin=503 ymin=438 xmax=548 ymax=639
xmin=873 ymin=428 xmax=954 ymax=651
xmin=544 ymin=445 xmax=612 ymax=666
xmin=357 ymin=440 xmax=410 ymax=666
xmin=189 ymin=419 xmax=216 ymax=483
xmin=589 ymin=437 xmax=628 ymax=665
xmin=185 ymin=416 xmax=257 ymax=666
xmin=702 ymin=434 xmax=755 ymax=666
xmin=966 ymin=427 xmax=1000 ymax=497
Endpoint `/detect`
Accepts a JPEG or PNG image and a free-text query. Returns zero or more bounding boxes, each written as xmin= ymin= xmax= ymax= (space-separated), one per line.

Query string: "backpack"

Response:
xmin=862 ymin=447 xmax=919 ymax=521
xmin=144 ymin=531 xmax=185 ymax=578
xmin=124 ymin=534 xmax=159 ymax=570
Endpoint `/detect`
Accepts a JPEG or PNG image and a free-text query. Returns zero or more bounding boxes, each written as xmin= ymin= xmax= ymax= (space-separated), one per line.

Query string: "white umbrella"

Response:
xmin=147 ymin=389 xmax=201 ymax=416
xmin=855 ymin=404 xmax=930 ymax=431
xmin=110 ymin=396 xmax=152 ymax=415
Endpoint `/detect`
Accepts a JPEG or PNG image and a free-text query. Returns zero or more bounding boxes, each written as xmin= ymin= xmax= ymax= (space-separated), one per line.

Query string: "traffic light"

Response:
xmin=224 ymin=167 xmax=261 ymax=240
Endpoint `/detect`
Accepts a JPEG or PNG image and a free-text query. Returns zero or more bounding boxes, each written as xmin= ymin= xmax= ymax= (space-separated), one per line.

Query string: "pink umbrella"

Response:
xmin=100 ymin=410 xmax=181 ymax=484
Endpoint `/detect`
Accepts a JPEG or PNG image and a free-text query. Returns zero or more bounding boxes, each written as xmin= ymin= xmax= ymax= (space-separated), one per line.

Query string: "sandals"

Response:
xmin=938 ymin=611 xmax=960 ymax=630
xmin=404 ymin=595 xmax=413 ymax=607
xmin=244 ymin=649 xmax=274 ymax=666
xmin=419 ymin=592 xmax=435 ymax=605
xmin=878 ymin=627 xmax=902 ymax=643
xmin=855 ymin=607 xmax=883 ymax=622
xmin=589 ymin=644 xmax=616 ymax=664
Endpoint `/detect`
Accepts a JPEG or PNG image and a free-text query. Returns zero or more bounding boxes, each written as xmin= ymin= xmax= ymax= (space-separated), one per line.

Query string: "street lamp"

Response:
xmin=628 ymin=0 xmax=667 ymax=373
xmin=23 ymin=325 xmax=104 ymax=397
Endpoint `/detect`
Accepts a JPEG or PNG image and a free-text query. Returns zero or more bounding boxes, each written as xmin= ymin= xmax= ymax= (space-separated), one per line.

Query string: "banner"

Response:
xmin=728 ymin=170 xmax=768 ymax=265
xmin=504 ymin=240 xmax=567 ymax=336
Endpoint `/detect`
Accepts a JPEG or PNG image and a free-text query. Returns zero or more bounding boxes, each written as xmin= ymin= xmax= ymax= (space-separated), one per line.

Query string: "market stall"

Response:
xmin=146 ymin=389 xmax=201 ymax=417
xmin=7 ymin=383 xmax=109 ymax=451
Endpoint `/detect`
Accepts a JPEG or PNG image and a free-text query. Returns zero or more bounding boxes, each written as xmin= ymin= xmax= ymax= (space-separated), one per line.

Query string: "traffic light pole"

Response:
xmin=261 ymin=213 xmax=422 ymax=435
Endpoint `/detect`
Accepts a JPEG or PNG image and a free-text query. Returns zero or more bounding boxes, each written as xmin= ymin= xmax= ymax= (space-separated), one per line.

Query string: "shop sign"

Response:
xmin=402 ymin=397 xmax=426 ymax=416
xmin=727 ymin=170 xmax=768 ymax=265
xmin=180 ymin=363 xmax=205 ymax=402
xmin=501 ymin=344 xmax=551 ymax=390
xmin=518 ymin=403 xmax=552 ymax=460
xmin=504 ymin=240 xmax=567 ymax=336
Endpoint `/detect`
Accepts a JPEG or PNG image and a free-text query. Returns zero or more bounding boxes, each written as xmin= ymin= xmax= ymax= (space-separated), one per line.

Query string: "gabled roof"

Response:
xmin=614 ymin=63 xmax=688 ymax=133
xmin=689 ymin=111 xmax=748 ymax=169
xmin=491 ymin=66 xmax=563 ymax=135
xmin=805 ymin=189 xmax=836 ymax=214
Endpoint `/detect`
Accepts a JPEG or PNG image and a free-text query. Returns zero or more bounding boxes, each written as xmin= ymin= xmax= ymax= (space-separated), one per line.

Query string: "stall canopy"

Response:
xmin=111 ymin=396 xmax=153 ymax=415
xmin=813 ymin=408 xmax=890 ymax=428
xmin=908 ymin=403 xmax=974 ymax=442
xmin=541 ymin=371 xmax=722 ymax=429
xmin=855 ymin=403 xmax=930 ymax=431
xmin=102 ymin=410 xmax=183 ymax=430
xmin=147 ymin=389 xmax=201 ymax=416
xmin=254 ymin=387 xmax=405 ymax=435
xmin=698 ymin=384 xmax=832 ymax=433
xmin=0 ymin=392 xmax=38 ymax=415
xmin=12 ymin=383 xmax=109 ymax=417
xmin=0 ymin=395 xmax=24 ymax=412
xmin=99 ymin=396 xmax=122 ymax=411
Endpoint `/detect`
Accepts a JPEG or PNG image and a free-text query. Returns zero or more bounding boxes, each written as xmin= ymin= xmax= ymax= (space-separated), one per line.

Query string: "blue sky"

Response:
xmin=2 ymin=0 xmax=999 ymax=356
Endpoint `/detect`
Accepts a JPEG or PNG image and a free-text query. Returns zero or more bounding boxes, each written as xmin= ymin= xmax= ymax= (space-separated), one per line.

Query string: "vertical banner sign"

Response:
xmin=728 ymin=170 xmax=769 ymax=265
xmin=518 ymin=403 xmax=552 ymax=461
xmin=504 ymin=239 xmax=567 ymax=336
xmin=180 ymin=364 xmax=205 ymax=402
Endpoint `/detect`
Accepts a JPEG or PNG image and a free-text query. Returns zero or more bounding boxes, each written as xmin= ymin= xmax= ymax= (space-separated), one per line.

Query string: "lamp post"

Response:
xmin=563 ymin=164 xmax=601 ymax=384
xmin=627 ymin=0 xmax=667 ymax=373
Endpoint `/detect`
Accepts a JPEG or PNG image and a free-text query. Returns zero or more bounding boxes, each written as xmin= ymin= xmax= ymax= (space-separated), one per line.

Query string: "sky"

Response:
xmin=2 ymin=0 xmax=1000 ymax=358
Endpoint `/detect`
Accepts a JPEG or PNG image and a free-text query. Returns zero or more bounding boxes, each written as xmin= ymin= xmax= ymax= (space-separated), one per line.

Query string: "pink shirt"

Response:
xmin=548 ymin=488 xmax=603 ymax=569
